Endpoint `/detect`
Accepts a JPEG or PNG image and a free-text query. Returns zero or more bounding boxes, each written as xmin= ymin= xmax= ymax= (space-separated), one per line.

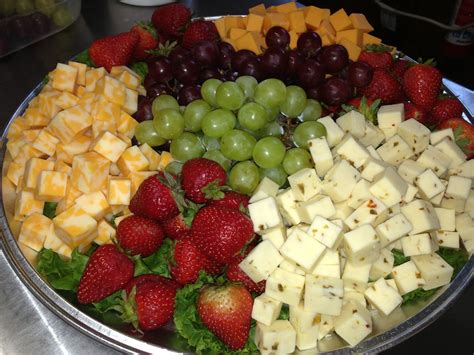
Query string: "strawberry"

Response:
xmin=171 ymin=238 xmax=222 ymax=285
xmin=131 ymin=22 xmax=159 ymax=61
xmin=89 ymin=31 xmax=139 ymax=72
xmin=181 ymin=158 xmax=226 ymax=203
xmin=208 ymin=191 xmax=250 ymax=211
xmin=117 ymin=215 xmax=164 ymax=257
xmin=129 ymin=174 xmax=179 ymax=222
xmin=360 ymin=68 xmax=403 ymax=104
xmin=197 ymin=284 xmax=253 ymax=350
xmin=437 ymin=118 xmax=474 ymax=159
xmin=226 ymin=252 xmax=265 ymax=294
xmin=124 ymin=274 xmax=179 ymax=295
xmin=182 ymin=20 xmax=218 ymax=49
xmin=358 ymin=45 xmax=393 ymax=70
xmin=162 ymin=213 xmax=190 ymax=240
xmin=430 ymin=97 xmax=464 ymax=125
xmin=342 ymin=96 xmax=381 ymax=124
xmin=77 ymin=245 xmax=134 ymax=304
xmin=391 ymin=59 xmax=410 ymax=82
xmin=403 ymin=63 xmax=442 ymax=109
xmin=151 ymin=4 xmax=191 ymax=37
xmin=192 ymin=206 xmax=254 ymax=264
xmin=403 ymin=102 xmax=432 ymax=125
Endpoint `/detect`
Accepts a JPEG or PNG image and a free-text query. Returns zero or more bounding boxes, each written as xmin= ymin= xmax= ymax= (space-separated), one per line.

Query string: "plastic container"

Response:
xmin=0 ymin=0 xmax=81 ymax=58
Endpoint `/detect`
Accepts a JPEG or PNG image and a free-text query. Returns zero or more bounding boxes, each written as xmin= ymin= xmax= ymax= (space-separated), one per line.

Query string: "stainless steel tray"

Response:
xmin=0 ymin=76 xmax=473 ymax=355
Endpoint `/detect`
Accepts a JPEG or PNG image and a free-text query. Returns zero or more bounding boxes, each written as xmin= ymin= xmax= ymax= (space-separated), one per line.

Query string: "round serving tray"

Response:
xmin=0 ymin=65 xmax=473 ymax=354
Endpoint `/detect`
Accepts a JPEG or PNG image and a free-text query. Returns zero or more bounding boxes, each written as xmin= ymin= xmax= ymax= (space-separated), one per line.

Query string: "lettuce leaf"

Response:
xmin=43 ymin=202 xmax=58 ymax=219
xmin=402 ymin=287 xmax=438 ymax=305
xmin=436 ymin=247 xmax=469 ymax=279
xmin=129 ymin=62 xmax=148 ymax=82
xmin=74 ymin=49 xmax=95 ymax=67
xmin=134 ymin=238 xmax=174 ymax=278
xmin=392 ymin=249 xmax=410 ymax=266
xmin=277 ymin=304 xmax=289 ymax=320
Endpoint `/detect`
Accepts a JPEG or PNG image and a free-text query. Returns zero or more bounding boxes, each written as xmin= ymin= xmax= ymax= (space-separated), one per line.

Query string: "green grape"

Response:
xmin=236 ymin=76 xmax=258 ymax=100
xmin=254 ymin=78 xmax=287 ymax=108
xmin=257 ymin=120 xmax=283 ymax=138
xmin=238 ymin=102 xmax=268 ymax=131
xmin=280 ymin=85 xmax=307 ymax=118
xmin=201 ymin=109 xmax=236 ymax=138
xmin=201 ymin=136 xmax=221 ymax=150
xmin=203 ymin=150 xmax=232 ymax=171
xmin=52 ymin=5 xmax=73 ymax=27
xmin=282 ymin=148 xmax=313 ymax=175
xmin=35 ymin=0 xmax=55 ymax=16
xmin=152 ymin=95 xmax=180 ymax=116
xmin=152 ymin=108 xmax=184 ymax=139
xmin=201 ymin=78 xmax=223 ymax=107
xmin=16 ymin=0 xmax=34 ymax=15
xmin=259 ymin=166 xmax=288 ymax=187
xmin=265 ymin=106 xmax=280 ymax=122
xmin=135 ymin=120 xmax=167 ymax=147
xmin=253 ymin=137 xmax=286 ymax=168
xmin=165 ymin=161 xmax=183 ymax=176
xmin=229 ymin=161 xmax=260 ymax=194
xmin=220 ymin=129 xmax=257 ymax=161
xmin=299 ymin=99 xmax=322 ymax=122
xmin=170 ymin=132 xmax=205 ymax=162
xmin=293 ymin=121 xmax=327 ymax=149
xmin=215 ymin=81 xmax=245 ymax=110
xmin=183 ymin=99 xmax=211 ymax=132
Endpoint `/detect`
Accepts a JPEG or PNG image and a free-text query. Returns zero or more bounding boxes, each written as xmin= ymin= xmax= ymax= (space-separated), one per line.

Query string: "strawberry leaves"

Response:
xmin=453 ymin=125 xmax=474 ymax=155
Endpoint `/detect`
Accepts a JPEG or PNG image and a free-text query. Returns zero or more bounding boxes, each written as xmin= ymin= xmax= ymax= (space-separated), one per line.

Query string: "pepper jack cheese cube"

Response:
xmin=430 ymin=128 xmax=454 ymax=145
xmin=318 ymin=314 xmax=334 ymax=340
xmin=32 ymin=129 xmax=60 ymax=156
xmin=416 ymin=145 xmax=451 ymax=177
xmin=276 ymin=188 xmax=302 ymax=225
xmin=304 ymin=275 xmax=343 ymax=315
xmin=347 ymin=179 xmax=374 ymax=209
xmin=71 ymin=152 xmax=110 ymax=194
xmin=250 ymin=177 xmax=279 ymax=203
xmin=52 ymin=63 xmax=78 ymax=92
xmin=414 ymin=169 xmax=445 ymax=199
xmin=36 ymin=170 xmax=68 ymax=202
xmin=346 ymin=197 xmax=387 ymax=230
xmin=336 ymin=111 xmax=366 ymax=138
xmin=252 ymin=294 xmax=282 ymax=326
xmin=311 ymin=248 xmax=341 ymax=278
xmin=317 ymin=116 xmax=345 ymax=147
xmin=397 ymin=118 xmax=430 ymax=154
xmin=260 ymin=227 xmax=286 ymax=249
xmin=369 ymin=167 xmax=408 ymax=208
xmin=239 ymin=240 xmax=283 ymax=283
xmin=343 ymin=224 xmax=380 ymax=264
xmin=434 ymin=207 xmax=455 ymax=231
xmin=279 ymin=259 xmax=306 ymax=276
xmin=322 ymin=160 xmax=361 ymax=203
xmin=297 ymin=194 xmax=336 ymax=224
xmin=342 ymin=259 xmax=372 ymax=292
xmin=117 ymin=146 xmax=150 ymax=175
xmin=375 ymin=213 xmax=413 ymax=247
xmin=53 ymin=205 xmax=98 ymax=247
xmin=370 ymin=248 xmax=394 ymax=280
xmin=411 ymin=253 xmax=453 ymax=291
xmin=306 ymin=216 xmax=343 ymax=249
xmin=265 ymin=267 xmax=306 ymax=306
xmin=359 ymin=121 xmax=385 ymax=148
xmin=280 ymin=228 xmax=326 ymax=271
xmin=377 ymin=135 xmax=413 ymax=166
xmin=18 ymin=213 xmax=52 ymax=252
xmin=377 ymin=103 xmax=404 ymax=139
xmin=107 ymin=178 xmax=132 ymax=206
xmin=24 ymin=158 xmax=55 ymax=190
xmin=401 ymin=199 xmax=440 ymax=235
xmin=248 ymin=197 xmax=283 ymax=232
xmin=75 ymin=191 xmax=110 ymax=220
xmin=397 ymin=159 xmax=426 ymax=184
xmin=364 ymin=278 xmax=402 ymax=316
xmin=445 ymin=175 xmax=471 ymax=200
xmin=434 ymin=137 xmax=466 ymax=168
xmin=432 ymin=231 xmax=459 ymax=249
xmin=391 ymin=260 xmax=425 ymax=295
xmin=48 ymin=105 xmax=93 ymax=144
xmin=290 ymin=302 xmax=319 ymax=350
xmin=288 ymin=168 xmax=321 ymax=202
xmin=401 ymin=233 xmax=437 ymax=257
xmin=335 ymin=134 xmax=370 ymax=168
xmin=308 ymin=136 xmax=333 ymax=177
xmin=361 ymin=158 xmax=386 ymax=183
xmin=91 ymin=131 xmax=128 ymax=163
xmin=448 ymin=159 xmax=474 ymax=179
xmin=254 ymin=320 xmax=296 ymax=355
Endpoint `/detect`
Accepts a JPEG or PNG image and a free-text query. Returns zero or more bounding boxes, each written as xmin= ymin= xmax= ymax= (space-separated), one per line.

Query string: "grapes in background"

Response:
xmin=253 ymin=137 xmax=286 ymax=168
xmin=169 ymin=46 xmax=189 ymax=63
xmin=257 ymin=120 xmax=283 ymax=137
xmin=265 ymin=106 xmax=280 ymax=122
xmin=152 ymin=108 xmax=184 ymax=139
xmin=254 ymin=78 xmax=287 ymax=108
xmin=232 ymin=50 xmax=257 ymax=72
xmin=306 ymin=85 xmax=323 ymax=101
xmin=200 ymin=68 xmax=221 ymax=82
xmin=280 ymin=85 xmax=307 ymax=118
xmin=238 ymin=102 xmax=268 ymax=131
xmin=320 ymin=44 xmax=349 ymax=73
xmin=147 ymin=83 xmax=172 ymax=99
xmin=260 ymin=47 xmax=289 ymax=79
xmin=135 ymin=121 xmax=167 ymax=147
xmin=259 ymin=165 xmax=288 ymax=187
xmin=173 ymin=58 xmax=200 ymax=84
xmin=31 ymin=12 xmax=50 ymax=34
xmin=228 ymin=160 xmax=260 ymax=194
xmin=191 ymin=40 xmax=219 ymax=68
xmin=297 ymin=58 xmax=325 ymax=89
xmin=183 ymin=99 xmax=211 ymax=132
xmin=265 ymin=26 xmax=290 ymax=49
xmin=321 ymin=77 xmax=352 ymax=106
xmin=201 ymin=108 xmax=236 ymax=137
xmin=35 ymin=0 xmax=55 ymax=16
xmin=133 ymin=97 xmax=154 ymax=122
xmin=238 ymin=57 xmax=263 ymax=81
xmin=299 ymin=99 xmax=322 ymax=121
xmin=178 ymin=84 xmax=202 ymax=105
xmin=293 ymin=121 xmax=327 ymax=149
xmin=220 ymin=129 xmax=256 ymax=161
xmin=297 ymin=31 xmax=322 ymax=58
xmin=282 ymin=148 xmax=312 ymax=174
xmin=287 ymin=49 xmax=302 ymax=80
xmin=147 ymin=56 xmax=172 ymax=83
xmin=203 ymin=150 xmax=232 ymax=171
xmin=348 ymin=61 xmax=374 ymax=88
xmin=236 ymin=75 xmax=258 ymax=100
xmin=201 ymin=78 xmax=222 ymax=107
xmin=152 ymin=94 xmax=180 ymax=115
xmin=52 ymin=5 xmax=73 ymax=27
xmin=201 ymin=135 xmax=221 ymax=150
xmin=170 ymin=132 xmax=205 ymax=162
xmin=215 ymin=81 xmax=245 ymax=110
xmin=16 ymin=0 xmax=34 ymax=15
xmin=218 ymin=41 xmax=235 ymax=70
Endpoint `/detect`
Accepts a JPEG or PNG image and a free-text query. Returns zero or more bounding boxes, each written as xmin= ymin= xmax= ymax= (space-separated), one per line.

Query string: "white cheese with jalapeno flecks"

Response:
xmin=304 ymin=275 xmax=344 ymax=316
xmin=248 ymin=196 xmax=284 ymax=233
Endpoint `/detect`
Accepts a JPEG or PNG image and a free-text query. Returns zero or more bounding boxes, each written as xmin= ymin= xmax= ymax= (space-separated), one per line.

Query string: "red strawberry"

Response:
xmin=117 ymin=215 xmax=164 ymax=257
xmin=171 ymin=238 xmax=222 ymax=285
xmin=403 ymin=63 xmax=442 ymax=109
xmin=182 ymin=20 xmax=218 ymax=48
xmin=403 ymin=102 xmax=432 ymax=125
xmin=181 ymin=158 xmax=226 ymax=203
xmin=162 ymin=213 xmax=190 ymax=240
xmin=360 ymin=68 xmax=403 ymax=104
xmin=192 ymin=206 xmax=254 ymax=264
xmin=129 ymin=174 xmax=179 ymax=222
xmin=131 ymin=22 xmax=159 ymax=60
xmin=437 ymin=118 xmax=474 ymax=159
xmin=226 ymin=252 xmax=265 ymax=294
xmin=197 ymin=284 xmax=253 ymax=350
xmin=430 ymin=97 xmax=463 ymax=125
xmin=208 ymin=191 xmax=250 ymax=211
xmin=391 ymin=59 xmax=410 ymax=82
xmin=151 ymin=4 xmax=191 ymax=37
xmin=77 ymin=245 xmax=134 ymax=304
xmin=89 ymin=31 xmax=139 ymax=72
xmin=358 ymin=45 xmax=393 ymax=70
xmin=124 ymin=274 xmax=179 ymax=295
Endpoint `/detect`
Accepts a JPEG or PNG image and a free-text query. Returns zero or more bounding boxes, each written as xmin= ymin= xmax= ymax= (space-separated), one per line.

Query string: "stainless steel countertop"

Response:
xmin=0 ymin=1 xmax=472 ymax=354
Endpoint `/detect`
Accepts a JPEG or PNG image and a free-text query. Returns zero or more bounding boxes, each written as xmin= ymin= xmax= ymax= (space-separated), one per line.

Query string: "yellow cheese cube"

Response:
xmin=18 ymin=242 xmax=39 ymax=266
xmin=55 ymin=144 xmax=73 ymax=164
xmin=75 ymin=191 xmax=110 ymax=220
xmin=288 ymin=11 xmax=306 ymax=33
xmin=318 ymin=19 xmax=336 ymax=37
xmin=275 ymin=2 xmax=298 ymax=14
xmin=22 ymin=129 xmax=41 ymax=143
xmin=95 ymin=219 xmax=116 ymax=245
xmin=110 ymin=66 xmax=127 ymax=77
xmin=117 ymin=146 xmax=150 ymax=175
xmin=75 ymin=85 xmax=87 ymax=98
xmin=101 ymin=75 xmax=126 ymax=106
xmin=110 ymin=205 xmax=130 ymax=216
xmin=214 ymin=17 xmax=227 ymax=38
xmin=91 ymin=131 xmax=128 ymax=163
xmin=225 ymin=16 xmax=246 ymax=29
xmin=7 ymin=117 xmax=29 ymax=139
xmin=118 ymin=68 xmax=142 ymax=90
xmin=157 ymin=151 xmax=173 ymax=171
xmin=339 ymin=37 xmax=362 ymax=61
xmin=139 ymin=143 xmax=161 ymax=170
xmin=263 ymin=13 xmax=290 ymax=33
xmin=48 ymin=105 xmax=93 ymax=144
xmin=6 ymin=161 xmax=25 ymax=186
xmin=85 ymin=67 xmax=106 ymax=92
xmin=123 ymin=87 xmax=138 ymax=115
xmin=15 ymin=145 xmax=46 ymax=165
xmin=229 ymin=28 xmax=247 ymax=40
xmin=108 ymin=178 xmax=132 ymax=205
xmin=68 ymin=61 xmax=87 ymax=86
xmin=362 ymin=33 xmax=382 ymax=46
xmin=44 ymin=224 xmax=73 ymax=259
xmin=92 ymin=96 xmax=121 ymax=122
xmin=56 ymin=185 xmax=82 ymax=214
xmin=320 ymin=34 xmax=334 ymax=46
xmin=54 ymin=160 xmax=72 ymax=175
xmin=77 ymin=92 xmax=97 ymax=113
xmin=336 ymin=29 xmax=362 ymax=46
xmin=56 ymin=91 xmax=80 ymax=110
xmin=349 ymin=13 xmax=374 ymax=33
xmin=24 ymin=107 xmax=49 ymax=127
xmin=18 ymin=213 xmax=52 ymax=252
xmin=52 ymin=63 xmax=78 ymax=93
xmin=249 ymin=3 xmax=266 ymax=16
xmin=116 ymin=111 xmax=139 ymax=138
xmin=330 ymin=8 xmax=353 ymax=32
xmin=289 ymin=30 xmax=298 ymax=49
xmin=32 ymin=129 xmax=60 ymax=156
xmin=16 ymin=176 xmax=24 ymax=193
xmin=92 ymin=118 xmax=117 ymax=138
xmin=236 ymin=31 xmax=263 ymax=54
xmin=14 ymin=190 xmax=45 ymax=221
xmin=6 ymin=137 xmax=26 ymax=159
xmin=24 ymin=158 xmax=55 ymax=190
xmin=36 ymin=170 xmax=68 ymax=201
xmin=53 ymin=205 xmax=98 ymax=247
xmin=129 ymin=171 xmax=157 ymax=196
xmin=37 ymin=90 xmax=62 ymax=119
xmin=304 ymin=6 xmax=330 ymax=29
xmin=246 ymin=14 xmax=264 ymax=32
xmin=58 ymin=134 xmax=92 ymax=159
xmin=70 ymin=152 xmax=110 ymax=194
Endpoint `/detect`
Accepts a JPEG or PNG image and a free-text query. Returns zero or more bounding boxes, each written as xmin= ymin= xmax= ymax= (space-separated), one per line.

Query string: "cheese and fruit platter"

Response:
xmin=0 ymin=2 xmax=473 ymax=354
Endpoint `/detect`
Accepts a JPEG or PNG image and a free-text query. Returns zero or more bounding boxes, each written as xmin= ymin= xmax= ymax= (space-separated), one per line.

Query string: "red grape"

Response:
xmin=178 ymin=84 xmax=202 ymax=105
xmin=297 ymin=31 xmax=322 ymax=58
xmin=261 ymin=47 xmax=288 ymax=79
xmin=320 ymin=44 xmax=349 ymax=73
xmin=296 ymin=58 xmax=325 ymax=89
xmin=265 ymin=26 xmax=290 ymax=49
xmin=306 ymin=85 xmax=323 ymax=101
xmin=147 ymin=83 xmax=172 ymax=99
xmin=348 ymin=61 xmax=374 ymax=88
xmin=30 ymin=12 xmax=50 ymax=35
xmin=0 ymin=18 xmax=12 ymax=38
xmin=11 ymin=16 xmax=33 ymax=39
xmin=232 ymin=49 xmax=257 ymax=72
xmin=287 ymin=49 xmax=302 ymax=79
xmin=0 ymin=37 xmax=9 ymax=56
xmin=238 ymin=57 xmax=263 ymax=81
xmin=173 ymin=58 xmax=200 ymax=84
xmin=147 ymin=56 xmax=172 ymax=83
xmin=144 ymin=74 xmax=157 ymax=91
xmin=321 ymin=77 xmax=352 ymax=106
xmin=133 ymin=98 xmax=154 ymax=122
xmin=225 ymin=70 xmax=239 ymax=82
xmin=200 ymin=68 xmax=221 ymax=81
xmin=218 ymin=41 xmax=235 ymax=69
xmin=191 ymin=40 xmax=219 ymax=68
xmin=169 ymin=46 xmax=189 ymax=63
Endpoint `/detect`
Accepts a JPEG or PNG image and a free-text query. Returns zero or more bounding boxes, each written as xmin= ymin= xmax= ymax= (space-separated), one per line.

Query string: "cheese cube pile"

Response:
xmin=241 ymin=105 xmax=471 ymax=352
xmin=215 ymin=2 xmax=388 ymax=61
xmin=6 ymin=62 xmax=174 ymax=262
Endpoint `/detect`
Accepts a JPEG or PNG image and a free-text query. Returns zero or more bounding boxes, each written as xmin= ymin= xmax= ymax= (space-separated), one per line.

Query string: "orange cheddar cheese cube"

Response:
xmin=137 ymin=85 xmax=146 ymax=97
xmin=95 ymin=219 xmax=115 ymax=245
xmin=75 ymin=85 xmax=87 ymax=98
xmin=55 ymin=144 xmax=73 ymax=165
xmin=129 ymin=171 xmax=157 ymax=196
xmin=24 ymin=158 xmax=55 ymax=190
xmin=116 ymin=111 xmax=139 ymax=138
xmin=214 ymin=17 xmax=227 ymax=38
xmin=52 ymin=63 xmax=78 ymax=93
xmin=330 ymin=8 xmax=353 ymax=32
xmin=91 ymin=131 xmax=128 ymax=163
xmin=18 ymin=243 xmax=39 ymax=266
xmin=123 ymin=87 xmax=138 ymax=115
xmin=6 ymin=161 xmax=25 ymax=186
xmin=229 ymin=28 xmax=247 ymax=40
xmin=117 ymin=146 xmax=150 ymax=176
xmin=109 ymin=163 xmax=121 ymax=176
xmin=75 ymin=191 xmax=110 ymax=220
xmin=318 ymin=19 xmax=336 ymax=37
xmin=60 ymin=134 xmax=92 ymax=158
xmin=108 ymin=178 xmax=132 ymax=205
xmin=36 ymin=170 xmax=68 ymax=201
xmin=362 ymin=33 xmax=382 ymax=46
xmin=37 ymin=90 xmax=62 ymax=119
xmin=236 ymin=31 xmax=264 ymax=54
xmin=14 ymin=190 xmax=45 ymax=221
xmin=289 ymin=30 xmax=299 ymax=49
xmin=92 ymin=120 xmax=117 ymax=139
xmin=336 ymin=29 xmax=362 ymax=46
xmin=56 ymin=91 xmax=80 ymax=110
xmin=113 ymin=67 xmax=142 ymax=90
xmin=139 ymin=143 xmax=161 ymax=170
xmin=32 ymin=129 xmax=60 ymax=157
xmin=339 ymin=37 xmax=362 ymax=61
xmin=349 ymin=13 xmax=374 ymax=33
xmin=15 ymin=145 xmax=46 ymax=165
xmin=225 ymin=16 xmax=246 ymax=29
xmin=92 ymin=96 xmax=121 ymax=122
xmin=249 ymin=3 xmax=266 ymax=16
xmin=115 ymin=213 xmax=133 ymax=227
xmin=275 ymin=2 xmax=298 ymax=14
xmin=117 ymin=133 xmax=132 ymax=147
xmin=85 ymin=67 xmax=106 ymax=92
xmin=304 ymin=6 xmax=330 ymax=29
xmin=54 ymin=160 xmax=72 ymax=175
xmin=246 ymin=14 xmax=264 ymax=32
xmin=102 ymin=75 xmax=126 ymax=106
xmin=242 ymin=16 xmax=249 ymax=28
xmin=77 ymin=92 xmax=97 ymax=113
xmin=288 ymin=11 xmax=306 ymax=33
xmin=68 ymin=61 xmax=87 ymax=86
xmin=53 ymin=205 xmax=97 ymax=247
xmin=320 ymin=34 xmax=334 ymax=46
xmin=22 ymin=129 xmax=41 ymax=143
xmin=156 ymin=151 xmax=173 ymax=171
xmin=56 ymin=184 xmax=82 ymax=214
xmin=71 ymin=152 xmax=110 ymax=194
xmin=44 ymin=224 xmax=73 ymax=259
xmin=7 ymin=117 xmax=29 ymax=139
xmin=18 ymin=213 xmax=52 ymax=252
xmin=263 ymin=13 xmax=290 ymax=33
xmin=24 ymin=107 xmax=49 ymax=127
xmin=48 ymin=105 xmax=93 ymax=144
xmin=6 ymin=137 xmax=26 ymax=159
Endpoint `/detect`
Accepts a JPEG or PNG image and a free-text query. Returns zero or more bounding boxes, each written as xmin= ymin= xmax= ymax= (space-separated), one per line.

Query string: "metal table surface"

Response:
xmin=0 ymin=1 xmax=472 ymax=354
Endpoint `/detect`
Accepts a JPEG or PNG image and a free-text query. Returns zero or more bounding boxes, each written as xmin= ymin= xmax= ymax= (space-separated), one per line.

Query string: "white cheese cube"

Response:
xmin=370 ymin=248 xmax=395 ymax=280
xmin=332 ymin=201 xmax=354 ymax=221
xmin=401 ymin=233 xmax=437 ymax=256
xmin=440 ymin=196 xmax=466 ymax=213
xmin=318 ymin=315 xmax=334 ymax=340
xmin=343 ymin=290 xmax=367 ymax=307
xmin=359 ymin=121 xmax=385 ymax=148
xmin=265 ymin=268 xmax=306 ymax=306
xmin=308 ymin=137 xmax=333 ymax=178
xmin=342 ymin=259 xmax=372 ymax=292
xmin=276 ymin=188 xmax=301 ymax=225
xmin=347 ymin=179 xmax=374 ymax=209
xmin=322 ymin=160 xmax=361 ymax=202
xmin=279 ymin=259 xmax=306 ymax=276
xmin=387 ymin=204 xmax=401 ymax=218
xmin=430 ymin=181 xmax=447 ymax=206
xmin=397 ymin=118 xmax=430 ymax=154
xmin=288 ymin=168 xmax=322 ymax=201
xmin=290 ymin=302 xmax=320 ymax=334
xmin=366 ymin=145 xmax=382 ymax=160
xmin=397 ymin=160 xmax=426 ymax=184
xmin=336 ymin=110 xmax=366 ymax=138
xmin=249 ymin=197 xmax=283 ymax=233
xmin=343 ymin=224 xmax=380 ymax=264
xmin=455 ymin=213 xmax=474 ymax=243
xmin=335 ymin=134 xmax=370 ymax=168
xmin=411 ymin=253 xmax=454 ymax=290
xmin=304 ymin=275 xmax=344 ymax=316
xmin=294 ymin=328 xmax=319 ymax=351
xmin=465 ymin=189 xmax=474 ymax=218
xmin=377 ymin=134 xmax=413 ymax=165
xmin=370 ymin=167 xmax=408 ymax=207
xmin=317 ymin=116 xmax=345 ymax=147
xmin=416 ymin=145 xmax=451 ymax=177
xmin=463 ymin=239 xmax=474 ymax=254
xmin=377 ymin=103 xmax=404 ymax=133
xmin=334 ymin=301 xmax=372 ymax=347
xmin=432 ymin=231 xmax=460 ymax=249
xmin=252 ymin=294 xmax=282 ymax=326
xmin=401 ymin=199 xmax=440 ymax=235
xmin=387 ymin=239 xmax=403 ymax=251
xmin=255 ymin=320 xmax=296 ymax=354
xmin=430 ymin=128 xmax=454 ymax=145
xmin=445 ymin=175 xmax=471 ymax=200
xmin=239 ymin=240 xmax=283 ymax=282
xmin=261 ymin=226 xmax=286 ymax=248
xmin=345 ymin=197 xmax=387 ymax=230
xmin=311 ymin=249 xmax=340 ymax=278
xmin=364 ymin=278 xmax=402 ymax=316
xmin=250 ymin=177 xmax=280 ymax=203
xmin=361 ymin=158 xmax=387 ymax=182
xmin=306 ymin=216 xmax=343 ymax=249
xmin=297 ymin=195 xmax=335 ymax=224
xmin=448 ymin=160 xmax=474 ymax=179
xmin=280 ymin=228 xmax=326 ymax=271
xmin=403 ymin=184 xmax=418 ymax=203
xmin=375 ymin=213 xmax=413 ymax=247
xmin=391 ymin=260 xmax=425 ymax=295
xmin=434 ymin=137 xmax=466 ymax=168
xmin=414 ymin=169 xmax=445 ymax=199
xmin=434 ymin=208 xmax=455 ymax=231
